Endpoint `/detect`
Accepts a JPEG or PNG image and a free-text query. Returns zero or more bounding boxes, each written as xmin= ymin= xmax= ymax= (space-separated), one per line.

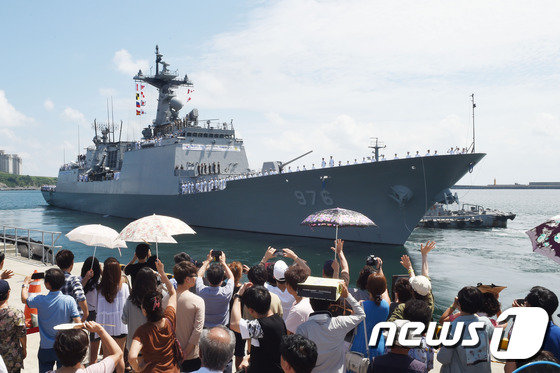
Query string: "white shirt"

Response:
xmin=265 ymin=283 xmax=295 ymax=320
xmin=406 ymin=154 xmax=411 ymax=158
xmin=329 ymin=158 xmax=334 ymax=167
xmin=321 ymin=160 xmax=326 ymax=168
xmin=285 ymin=297 xmax=314 ymax=334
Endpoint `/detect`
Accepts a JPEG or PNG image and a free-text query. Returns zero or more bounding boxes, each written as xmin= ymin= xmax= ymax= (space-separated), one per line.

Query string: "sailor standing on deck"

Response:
xmin=380 ymin=155 xmax=386 ymax=161
xmin=394 ymin=153 xmax=399 ymax=160
xmin=321 ymin=158 xmax=326 ymax=168
xmin=425 ymin=149 xmax=431 ymax=156
xmin=434 ymin=150 xmax=438 ymax=156
xmin=406 ymin=151 xmax=411 ymax=158
xmin=415 ymin=151 xmax=420 ymax=157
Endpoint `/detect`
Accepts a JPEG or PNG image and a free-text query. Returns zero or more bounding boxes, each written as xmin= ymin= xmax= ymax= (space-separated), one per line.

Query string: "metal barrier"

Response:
xmin=1 ymin=225 xmax=62 ymax=265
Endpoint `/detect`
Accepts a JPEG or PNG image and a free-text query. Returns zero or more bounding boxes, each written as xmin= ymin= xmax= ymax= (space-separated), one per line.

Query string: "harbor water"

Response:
xmin=1 ymin=189 xmax=559 ymax=321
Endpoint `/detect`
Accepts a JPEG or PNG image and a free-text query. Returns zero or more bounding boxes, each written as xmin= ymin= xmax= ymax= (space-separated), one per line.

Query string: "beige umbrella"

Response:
xmin=118 ymin=214 xmax=196 ymax=257
xmin=66 ymin=224 xmax=128 ymax=269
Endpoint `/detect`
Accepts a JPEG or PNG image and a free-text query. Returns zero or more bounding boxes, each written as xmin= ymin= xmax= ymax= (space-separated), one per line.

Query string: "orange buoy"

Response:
xmin=24 ymin=270 xmax=41 ymax=328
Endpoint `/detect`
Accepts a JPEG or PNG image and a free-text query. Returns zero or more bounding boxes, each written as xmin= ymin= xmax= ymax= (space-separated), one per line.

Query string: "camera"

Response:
xmin=211 ymin=250 xmax=223 ymax=261
xmin=366 ymin=255 xmax=378 ymax=268
xmin=273 ymin=249 xmax=285 ymax=257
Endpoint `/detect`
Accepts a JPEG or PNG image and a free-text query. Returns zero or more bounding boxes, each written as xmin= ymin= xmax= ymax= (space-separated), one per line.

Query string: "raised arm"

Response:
xmin=259 ymin=246 xmax=276 ymax=264
xmin=220 ymin=252 xmax=234 ymax=281
xmin=400 ymin=255 xmax=415 ymax=278
xmin=331 ymin=239 xmax=349 ymax=285
xmin=420 ymin=241 xmax=435 ymax=277
xmin=438 ymin=297 xmax=458 ymax=324
xmin=129 ymin=338 xmax=145 ymax=372
xmin=230 ymin=282 xmax=252 ymax=333
xmin=156 ymin=259 xmax=176 ymax=310
xmin=376 ymin=258 xmax=391 ymax=304
xmin=282 ymin=249 xmax=311 ymax=274
xmin=21 ymin=276 xmax=32 ymax=304
xmin=197 ymin=252 xmax=212 ymax=278
xmin=86 ymin=321 xmax=124 ymax=368
xmin=124 ymin=254 xmax=138 ymax=276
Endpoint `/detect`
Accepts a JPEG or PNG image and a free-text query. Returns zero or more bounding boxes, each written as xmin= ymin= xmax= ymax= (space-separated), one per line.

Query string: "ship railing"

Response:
xmin=1 ymin=225 xmax=62 ymax=265
xmin=41 ymin=185 xmax=56 ymax=192
xmin=179 ymin=178 xmax=227 ymax=194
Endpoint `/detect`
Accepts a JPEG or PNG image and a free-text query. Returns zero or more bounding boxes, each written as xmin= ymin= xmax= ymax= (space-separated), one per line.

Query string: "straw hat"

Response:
xmin=476 ymin=283 xmax=506 ymax=296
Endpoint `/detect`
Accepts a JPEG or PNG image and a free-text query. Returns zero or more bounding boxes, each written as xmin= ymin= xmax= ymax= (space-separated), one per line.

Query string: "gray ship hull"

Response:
xmin=42 ymin=154 xmax=483 ymax=245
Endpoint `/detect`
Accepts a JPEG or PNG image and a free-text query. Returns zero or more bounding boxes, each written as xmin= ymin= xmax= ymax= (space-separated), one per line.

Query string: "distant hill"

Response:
xmin=0 ymin=171 xmax=57 ymax=189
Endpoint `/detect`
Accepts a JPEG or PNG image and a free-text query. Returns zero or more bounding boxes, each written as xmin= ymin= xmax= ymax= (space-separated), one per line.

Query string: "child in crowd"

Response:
xmin=230 ymin=284 xmax=287 ymax=373
xmin=22 ymin=268 xmax=81 ymax=373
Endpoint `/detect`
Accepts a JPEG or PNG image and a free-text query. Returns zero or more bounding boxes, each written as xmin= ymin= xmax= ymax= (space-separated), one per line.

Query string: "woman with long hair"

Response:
xmin=129 ymin=259 xmax=179 ymax=372
xmin=122 ymin=267 xmax=158 ymax=352
xmin=80 ymin=256 xmax=101 ymax=364
xmin=349 ymin=261 xmax=391 ymax=360
xmin=96 ymin=257 xmax=129 ymax=373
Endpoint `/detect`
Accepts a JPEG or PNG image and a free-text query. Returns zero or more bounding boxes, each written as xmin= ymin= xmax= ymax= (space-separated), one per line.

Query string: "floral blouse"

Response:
xmin=0 ymin=307 xmax=26 ymax=372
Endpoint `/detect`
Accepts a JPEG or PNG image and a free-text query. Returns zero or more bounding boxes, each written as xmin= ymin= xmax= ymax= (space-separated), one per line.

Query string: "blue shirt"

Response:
xmin=350 ymin=299 xmax=390 ymax=359
xmin=543 ymin=322 xmax=560 ymax=362
xmin=27 ymin=291 xmax=80 ymax=348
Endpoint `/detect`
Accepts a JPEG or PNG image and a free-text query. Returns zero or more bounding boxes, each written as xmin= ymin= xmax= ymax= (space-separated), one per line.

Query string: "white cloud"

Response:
xmin=0 ymin=90 xmax=33 ymax=127
xmin=113 ymin=49 xmax=149 ymax=76
xmin=62 ymin=107 xmax=87 ymax=124
xmin=43 ymin=99 xmax=54 ymax=111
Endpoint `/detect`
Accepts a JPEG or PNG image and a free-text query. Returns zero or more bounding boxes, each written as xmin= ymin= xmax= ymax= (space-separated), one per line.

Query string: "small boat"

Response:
xmin=418 ymin=202 xmax=516 ymax=229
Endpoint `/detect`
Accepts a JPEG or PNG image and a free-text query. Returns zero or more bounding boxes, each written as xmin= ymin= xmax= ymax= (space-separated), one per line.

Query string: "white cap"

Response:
xmin=409 ymin=275 xmax=431 ymax=296
xmin=273 ymin=260 xmax=289 ymax=281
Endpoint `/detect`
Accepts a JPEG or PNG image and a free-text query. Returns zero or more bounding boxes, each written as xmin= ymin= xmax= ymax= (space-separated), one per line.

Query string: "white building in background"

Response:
xmin=0 ymin=150 xmax=22 ymax=175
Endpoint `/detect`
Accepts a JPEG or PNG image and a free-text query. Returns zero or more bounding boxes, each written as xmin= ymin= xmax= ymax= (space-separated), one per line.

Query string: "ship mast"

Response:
xmin=133 ymin=45 xmax=193 ymax=131
xmin=368 ymin=137 xmax=386 ymax=161
xmin=470 ymin=93 xmax=476 ymax=153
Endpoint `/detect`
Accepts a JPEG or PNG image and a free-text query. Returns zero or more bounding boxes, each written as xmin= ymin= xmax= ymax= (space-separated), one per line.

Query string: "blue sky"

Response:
xmin=1 ymin=1 xmax=560 ymax=185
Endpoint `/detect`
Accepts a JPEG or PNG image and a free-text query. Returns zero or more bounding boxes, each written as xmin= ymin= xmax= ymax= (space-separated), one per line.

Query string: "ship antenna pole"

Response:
xmin=77 ymin=124 xmax=80 ymax=159
xmin=111 ymin=96 xmax=115 ymax=142
xmin=471 ymin=93 xmax=476 ymax=153
xmin=119 ymin=120 xmax=123 ymax=143
xmin=106 ymin=98 xmax=111 ymax=142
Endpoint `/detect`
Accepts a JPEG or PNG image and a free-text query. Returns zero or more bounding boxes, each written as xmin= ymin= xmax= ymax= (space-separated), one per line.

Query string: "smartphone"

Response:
xmin=515 ymin=298 xmax=525 ymax=305
xmin=273 ymin=249 xmax=285 ymax=257
xmin=31 ymin=272 xmax=45 ymax=280
xmin=211 ymin=250 xmax=222 ymax=261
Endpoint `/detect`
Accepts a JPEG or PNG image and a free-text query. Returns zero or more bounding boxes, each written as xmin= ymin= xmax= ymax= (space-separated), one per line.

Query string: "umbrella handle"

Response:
xmin=91 ymin=246 xmax=97 ymax=271
xmin=334 ymin=226 xmax=338 ymax=261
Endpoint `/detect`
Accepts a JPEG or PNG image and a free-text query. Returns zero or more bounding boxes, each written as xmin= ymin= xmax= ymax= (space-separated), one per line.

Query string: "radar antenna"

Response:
xmin=469 ymin=93 xmax=476 ymax=153
xmin=368 ymin=138 xmax=386 ymax=161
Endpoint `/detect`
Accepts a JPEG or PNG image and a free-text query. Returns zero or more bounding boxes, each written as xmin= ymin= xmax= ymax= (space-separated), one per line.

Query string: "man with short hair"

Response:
xmin=22 ymin=268 xmax=81 ymax=373
xmin=524 ymin=286 xmax=560 ymax=361
xmin=196 ymin=251 xmax=234 ymax=328
xmin=296 ymin=283 xmax=365 ymax=373
xmin=124 ymin=243 xmax=157 ymax=285
xmin=280 ymin=334 xmax=318 ymax=373
xmin=245 ymin=264 xmax=283 ymax=319
xmin=284 ymin=262 xmax=312 ymax=334
xmin=55 ymin=249 xmax=88 ymax=321
xmin=174 ymin=261 xmax=205 ymax=372
xmin=196 ymin=325 xmax=235 ymax=373
xmin=261 ymin=247 xmax=296 ymax=319
xmin=231 ymin=284 xmax=287 ymax=373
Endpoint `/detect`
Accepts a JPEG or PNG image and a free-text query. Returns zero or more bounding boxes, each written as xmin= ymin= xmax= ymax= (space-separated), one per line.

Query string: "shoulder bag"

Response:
xmin=345 ymin=320 xmax=370 ymax=373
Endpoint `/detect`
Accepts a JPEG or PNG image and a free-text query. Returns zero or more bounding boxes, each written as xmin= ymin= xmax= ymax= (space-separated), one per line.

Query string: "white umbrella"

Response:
xmin=66 ymin=224 xmax=128 ymax=268
xmin=118 ymin=214 xmax=196 ymax=257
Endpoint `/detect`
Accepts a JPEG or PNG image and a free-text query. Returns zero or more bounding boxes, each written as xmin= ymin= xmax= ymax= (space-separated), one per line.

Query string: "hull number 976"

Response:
xmin=294 ymin=190 xmax=333 ymax=206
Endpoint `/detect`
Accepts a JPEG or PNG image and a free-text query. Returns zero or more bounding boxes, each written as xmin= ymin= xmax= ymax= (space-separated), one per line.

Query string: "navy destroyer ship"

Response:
xmin=42 ymin=46 xmax=485 ymax=245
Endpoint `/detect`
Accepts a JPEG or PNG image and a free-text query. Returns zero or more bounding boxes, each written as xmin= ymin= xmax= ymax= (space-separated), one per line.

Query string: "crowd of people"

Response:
xmin=0 ymin=240 xmax=559 ymax=373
